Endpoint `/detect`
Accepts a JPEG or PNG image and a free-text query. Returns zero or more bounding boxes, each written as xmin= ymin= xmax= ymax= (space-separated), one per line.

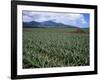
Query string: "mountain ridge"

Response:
xmin=23 ymin=20 xmax=78 ymax=28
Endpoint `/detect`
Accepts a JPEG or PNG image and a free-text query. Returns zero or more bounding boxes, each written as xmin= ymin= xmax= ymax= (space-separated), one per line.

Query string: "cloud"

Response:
xmin=22 ymin=11 xmax=89 ymax=28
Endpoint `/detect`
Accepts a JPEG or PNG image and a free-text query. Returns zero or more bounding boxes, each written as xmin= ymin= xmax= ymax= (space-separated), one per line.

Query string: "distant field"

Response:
xmin=23 ymin=28 xmax=89 ymax=68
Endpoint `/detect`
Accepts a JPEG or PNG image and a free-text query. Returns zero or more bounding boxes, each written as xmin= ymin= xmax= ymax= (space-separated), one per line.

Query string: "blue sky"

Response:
xmin=22 ymin=11 xmax=90 ymax=28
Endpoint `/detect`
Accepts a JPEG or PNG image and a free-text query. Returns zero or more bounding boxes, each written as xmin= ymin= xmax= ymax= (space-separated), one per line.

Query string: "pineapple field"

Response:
xmin=23 ymin=28 xmax=89 ymax=68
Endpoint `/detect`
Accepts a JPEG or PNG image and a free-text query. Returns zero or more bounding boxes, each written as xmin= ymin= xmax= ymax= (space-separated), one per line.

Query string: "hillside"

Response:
xmin=23 ymin=20 xmax=77 ymax=28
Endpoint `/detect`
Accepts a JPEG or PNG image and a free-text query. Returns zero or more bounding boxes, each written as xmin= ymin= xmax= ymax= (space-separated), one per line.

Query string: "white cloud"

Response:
xmin=22 ymin=15 xmax=32 ymax=22
xmin=22 ymin=11 xmax=88 ymax=27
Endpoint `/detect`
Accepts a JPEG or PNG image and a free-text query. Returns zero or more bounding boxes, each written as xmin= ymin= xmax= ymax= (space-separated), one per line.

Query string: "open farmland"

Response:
xmin=23 ymin=28 xmax=89 ymax=68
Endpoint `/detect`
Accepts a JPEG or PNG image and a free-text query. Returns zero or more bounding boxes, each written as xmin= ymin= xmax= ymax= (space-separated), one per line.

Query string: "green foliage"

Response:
xmin=23 ymin=28 xmax=89 ymax=68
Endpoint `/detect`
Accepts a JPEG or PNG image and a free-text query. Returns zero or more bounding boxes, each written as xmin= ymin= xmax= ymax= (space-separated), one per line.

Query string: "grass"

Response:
xmin=23 ymin=28 xmax=89 ymax=68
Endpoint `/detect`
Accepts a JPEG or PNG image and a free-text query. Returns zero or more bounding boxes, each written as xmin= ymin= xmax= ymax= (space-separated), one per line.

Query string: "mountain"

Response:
xmin=23 ymin=20 xmax=77 ymax=28
xmin=23 ymin=21 xmax=41 ymax=28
